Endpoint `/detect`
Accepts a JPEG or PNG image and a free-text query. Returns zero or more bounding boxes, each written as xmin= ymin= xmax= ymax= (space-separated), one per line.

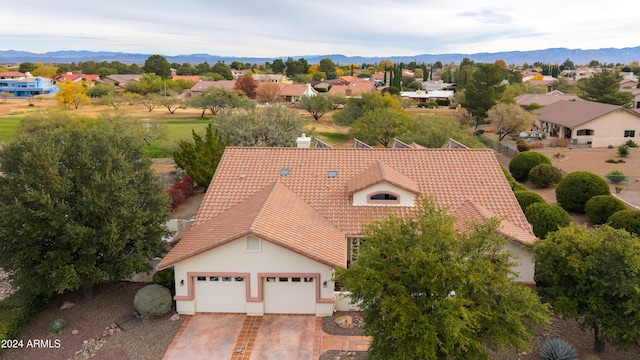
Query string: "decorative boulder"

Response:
xmin=335 ymin=315 xmax=354 ymax=329
xmin=134 ymin=284 xmax=172 ymax=317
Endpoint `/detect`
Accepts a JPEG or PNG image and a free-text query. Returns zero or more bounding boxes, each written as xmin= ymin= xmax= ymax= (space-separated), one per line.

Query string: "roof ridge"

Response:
xmin=248 ymin=181 xmax=280 ymax=233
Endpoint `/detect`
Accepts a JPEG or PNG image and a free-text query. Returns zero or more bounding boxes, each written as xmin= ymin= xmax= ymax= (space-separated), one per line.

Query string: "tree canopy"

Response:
xmin=349 ymin=107 xmax=412 ymax=147
xmin=460 ymin=63 xmax=506 ymax=127
xmin=335 ymin=198 xmax=549 ymax=359
xmin=188 ymin=87 xmax=254 ymax=117
xmin=534 ymin=225 xmax=640 ymax=352
xmin=234 ymin=75 xmax=258 ymax=99
xmin=487 ymin=103 xmax=535 ymax=141
xmin=578 ymin=69 xmax=634 ymax=105
xmin=143 ymin=54 xmax=171 ymax=79
xmin=332 ymin=92 xmax=402 ymax=126
xmin=56 ymin=79 xmax=90 ymax=109
xmin=173 ymin=124 xmax=230 ymax=189
xmin=297 ymin=95 xmax=333 ymax=121
xmin=0 ymin=126 xmax=170 ymax=299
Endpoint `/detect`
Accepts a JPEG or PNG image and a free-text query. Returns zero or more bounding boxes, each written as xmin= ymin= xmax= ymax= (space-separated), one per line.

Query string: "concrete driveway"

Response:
xmin=162 ymin=313 xmax=370 ymax=360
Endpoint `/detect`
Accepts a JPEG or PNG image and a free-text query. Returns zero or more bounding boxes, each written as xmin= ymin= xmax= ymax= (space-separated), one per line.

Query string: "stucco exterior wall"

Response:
xmin=573 ymin=110 xmax=640 ymax=147
xmin=172 ymin=235 xmax=335 ymax=315
xmin=504 ymin=241 xmax=535 ymax=284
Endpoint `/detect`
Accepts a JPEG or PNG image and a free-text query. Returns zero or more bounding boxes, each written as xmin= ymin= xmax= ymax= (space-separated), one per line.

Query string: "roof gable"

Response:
xmin=347 ymin=161 xmax=420 ymax=194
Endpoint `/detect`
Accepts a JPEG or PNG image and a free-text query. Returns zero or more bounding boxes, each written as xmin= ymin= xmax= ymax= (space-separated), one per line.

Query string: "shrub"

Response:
xmin=525 ymin=103 xmax=542 ymax=111
xmin=624 ymin=139 xmax=639 ymax=148
xmin=0 ymin=291 xmax=49 ymax=343
xmin=608 ymin=210 xmax=640 ymax=236
xmin=501 ymin=165 xmax=526 ymax=191
xmin=525 ymin=202 xmax=573 ymax=239
xmin=556 ymin=171 xmax=610 ymax=213
xmin=166 ymin=188 xmax=186 ymax=209
xmin=528 ymin=163 xmax=563 ymax=188
xmin=513 ymin=190 xmax=546 ymax=212
xmin=584 ymin=195 xmax=627 ymax=225
xmin=605 ymin=158 xmax=625 ymax=164
xmin=153 ymin=268 xmax=176 ymax=295
xmin=509 ymin=151 xmax=552 ymax=182
xmin=515 ymin=139 xmax=530 ymax=152
xmin=549 ymin=138 xmax=569 ymax=147
xmin=529 ymin=141 xmax=544 ymax=148
xmin=48 ymin=319 xmax=67 ymax=335
xmin=134 ymin=284 xmax=172 ymax=317
xmin=605 ymin=170 xmax=627 ymax=183
xmin=618 ymin=145 xmax=629 ymax=157
xmin=172 ymin=181 xmax=193 ymax=197
xmin=539 ymin=338 xmax=578 ymax=360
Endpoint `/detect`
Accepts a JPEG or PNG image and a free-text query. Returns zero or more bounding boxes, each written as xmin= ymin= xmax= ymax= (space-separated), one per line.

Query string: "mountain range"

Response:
xmin=1 ymin=47 xmax=639 ymax=66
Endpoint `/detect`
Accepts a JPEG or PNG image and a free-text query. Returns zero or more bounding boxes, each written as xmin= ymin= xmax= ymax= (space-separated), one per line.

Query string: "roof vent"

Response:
xmin=328 ymin=171 xmax=338 ymax=178
xmin=280 ymin=169 xmax=290 ymax=176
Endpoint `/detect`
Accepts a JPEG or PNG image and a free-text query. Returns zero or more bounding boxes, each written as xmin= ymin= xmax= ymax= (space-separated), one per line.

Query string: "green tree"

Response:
xmin=534 ymin=225 xmax=640 ymax=352
xmin=336 ymin=198 xmax=549 ymax=360
xmin=173 ymin=124 xmax=230 ymax=189
xmin=0 ymin=126 xmax=169 ymax=299
xmin=584 ymin=195 xmax=627 ymax=225
xmin=212 ymin=106 xmax=309 ymax=147
xmin=126 ymin=73 xmax=164 ymax=95
xmin=332 ymin=92 xmax=401 ymax=126
xmin=509 ymin=152 xmax=552 ymax=182
xmin=460 ymin=63 xmax=506 ymax=128
xmin=271 ymin=58 xmax=286 ymax=73
xmin=143 ymin=54 xmax=171 ymax=79
xmin=349 ymin=107 xmax=412 ymax=147
xmin=399 ymin=115 xmax=484 ymax=149
xmin=297 ymin=95 xmax=333 ymax=121
xmin=211 ymin=61 xmax=233 ymax=80
xmin=18 ymin=62 xmax=36 ymax=73
xmin=159 ymin=95 xmax=185 ymax=114
xmin=487 ymin=103 xmax=535 ymax=140
xmin=556 ymin=171 xmax=610 ymax=213
xmin=86 ymin=82 xmax=116 ymax=98
xmin=326 ymin=93 xmax=348 ymax=110
xmin=189 ymin=87 xmax=254 ymax=117
xmin=99 ymin=92 xmax=139 ymax=110
xmin=578 ymin=69 xmax=634 ymax=105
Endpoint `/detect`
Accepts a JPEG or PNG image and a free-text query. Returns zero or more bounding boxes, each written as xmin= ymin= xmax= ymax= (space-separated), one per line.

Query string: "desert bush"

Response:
xmin=549 ymin=138 xmax=569 ymax=147
xmin=584 ymin=195 xmax=627 ymax=225
xmin=153 ymin=268 xmax=176 ymax=295
xmin=515 ymin=138 xmax=530 ymax=152
xmin=134 ymin=284 xmax=172 ymax=317
xmin=166 ymin=188 xmax=186 ymax=209
xmin=501 ymin=165 xmax=526 ymax=191
xmin=556 ymin=171 xmax=610 ymax=213
xmin=529 ymin=141 xmax=544 ymax=148
xmin=525 ymin=202 xmax=573 ymax=239
xmin=528 ymin=163 xmax=563 ymax=188
xmin=172 ymin=180 xmax=193 ymax=197
xmin=624 ymin=139 xmax=638 ymax=148
xmin=509 ymin=151 xmax=552 ymax=182
xmin=539 ymin=338 xmax=578 ymax=360
xmin=605 ymin=170 xmax=627 ymax=183
xmin=605 ymin=158 xmax=625 ymax=164
xmin=0 ymin=290 xmax=49 ymax=344
xmin=483 ymin=126 xmax=497 ymax=133
xmin=514 ymin=190 xmax=546 ymax=212
xmin=618 ymin=145 xmax=629 ymax=157
xmin=48 ymin=319 xmax=67 ymax=335
xmin=608 ymin=210 xmax=640 ymax=236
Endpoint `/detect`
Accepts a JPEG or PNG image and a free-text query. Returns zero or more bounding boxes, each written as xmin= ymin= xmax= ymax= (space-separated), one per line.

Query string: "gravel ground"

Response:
xmin=0 ymin=282 xmax=184 ymax=360
xmin=321 ymin=311 xmax=365 ymax=336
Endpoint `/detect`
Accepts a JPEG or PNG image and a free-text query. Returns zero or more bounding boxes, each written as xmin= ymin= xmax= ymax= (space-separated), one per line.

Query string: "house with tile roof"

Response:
xmin=53 ymin=72 xmax=100 ymax=83
xmin=515 ymin=90 xmax=582 ymax=108
xmin=535 ymin=100 xmax=640 ymax=147
xmin=158 ymin=145 xmax=537 ymax=316
xmin=97 ymin=74 xmax=143 ymax=91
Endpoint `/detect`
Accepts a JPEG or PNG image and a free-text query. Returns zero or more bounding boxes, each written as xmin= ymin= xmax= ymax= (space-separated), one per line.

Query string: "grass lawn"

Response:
xmin=317 ymin=131 xmax=349 ymax=145
xmin=0 ymin=116 xmax=21 ymax=142
xmin=143 ymin=118 xmax=211 ymax=157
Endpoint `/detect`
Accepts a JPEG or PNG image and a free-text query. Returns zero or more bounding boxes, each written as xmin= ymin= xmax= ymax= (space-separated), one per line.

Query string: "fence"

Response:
xmin=479 ymin=136 xmax=520 ymax=158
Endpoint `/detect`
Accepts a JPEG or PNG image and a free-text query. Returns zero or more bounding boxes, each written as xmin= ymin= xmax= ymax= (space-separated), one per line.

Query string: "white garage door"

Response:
xmin=263 ymin=276 xmax=316 ymax=314
xmin=194 ymin=276 xmax=246 ymax=313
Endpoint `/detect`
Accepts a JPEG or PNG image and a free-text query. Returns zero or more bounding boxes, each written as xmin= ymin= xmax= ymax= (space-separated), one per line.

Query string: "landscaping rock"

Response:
xmin=60 ymin=301 xmax=75 ymax=310
xmin=170 ymin=313 xmax=180 ymax=321
xmin=335 ymin=315 xmax=354 ymax=329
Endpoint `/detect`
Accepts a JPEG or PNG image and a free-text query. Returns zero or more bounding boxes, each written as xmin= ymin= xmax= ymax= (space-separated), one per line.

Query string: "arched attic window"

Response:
xmin=367 ymin=191 xmax=400 ymax=204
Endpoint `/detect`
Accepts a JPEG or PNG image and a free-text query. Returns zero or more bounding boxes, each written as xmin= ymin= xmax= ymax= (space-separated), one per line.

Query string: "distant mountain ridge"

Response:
xmin=1 ymin=47 xmax=639 ymax=66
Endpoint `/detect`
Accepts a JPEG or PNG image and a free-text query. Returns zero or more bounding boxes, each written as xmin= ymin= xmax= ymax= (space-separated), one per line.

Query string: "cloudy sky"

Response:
xmin=3 ymin=1 xmax=638 ymax=58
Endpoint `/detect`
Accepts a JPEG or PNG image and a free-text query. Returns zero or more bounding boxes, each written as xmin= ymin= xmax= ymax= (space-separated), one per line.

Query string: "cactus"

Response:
xmin=48 ymin=318 xmax=67 ymax=335
xmin=134 ymin=284 xmax=172 ymax=317
xmin=540 ymin=338 xmax=578 ymax=360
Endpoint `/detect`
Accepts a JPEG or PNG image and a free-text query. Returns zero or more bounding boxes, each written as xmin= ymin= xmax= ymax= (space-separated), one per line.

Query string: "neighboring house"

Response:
xmin=158 ymin=145 xmax=537 ymax=316
xmin=0 ymin=71 xmax=26 ymax=79
xmin=172 ymin=75 xmax=201 ymax=83
xmin=619 ymin=79 xmax=640 ymax=112
xmin=188 ymin=80 xmax=237 ymax=96
xmin=276 ymin=83 xmax=317 ymax=103
xmin=231 ymin=69 xmax=251 ymax=79
xmin=400 ymin=90 xmax=454 ymax=104
xmin=252 ymin=74 xmax=291 ymax=84
xmin=515 ymin=90 xmax=582 ymax=107
xmin=0 ymin=75 xmax=59 ymax=97
xmin=535 ymin=100 xmax=640 ymax=147
xmin=53 ymin=72 xmax=100 ymax=84
xmin=97 ymin=74 xmax=143 ymax=91
xmin=327 ymin=81 xmax=377 ymax=97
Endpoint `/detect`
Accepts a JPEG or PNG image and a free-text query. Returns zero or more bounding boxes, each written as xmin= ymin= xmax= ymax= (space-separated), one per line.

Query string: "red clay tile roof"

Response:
xmin=160 ymin=147 xmax=535 ymax=269
xmin=347 ymin=161 xmax=420 ymax=194
xmin=0 ymin=71 xmax=25 ymax=77
xmin=327 ymin=82 xmax=377 ymax=96
xmin=158 ymin=181 xmax=347 ymax=270
xmin=453 ymin=200 xmax=536 ymax=245
xmin=190 ymin=80 xmax=236 ymax=92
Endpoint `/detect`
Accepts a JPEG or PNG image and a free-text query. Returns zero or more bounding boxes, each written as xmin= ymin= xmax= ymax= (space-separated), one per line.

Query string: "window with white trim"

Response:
xmin=370 ymin=193 xmax=398 ymax=201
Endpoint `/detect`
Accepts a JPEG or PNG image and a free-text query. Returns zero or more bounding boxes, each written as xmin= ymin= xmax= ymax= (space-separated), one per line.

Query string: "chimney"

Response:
xmin=345 ymin=87 xmax=352 ymax=96
xmin=296 ymin=133 xmax=311 ymax=148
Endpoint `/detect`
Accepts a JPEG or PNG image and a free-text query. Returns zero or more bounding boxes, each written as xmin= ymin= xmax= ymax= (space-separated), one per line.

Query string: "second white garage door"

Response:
xmin=263 ymin=276 xmax=316 ymax=314
xmin=194 ymin=276 xmax=246 ymax=313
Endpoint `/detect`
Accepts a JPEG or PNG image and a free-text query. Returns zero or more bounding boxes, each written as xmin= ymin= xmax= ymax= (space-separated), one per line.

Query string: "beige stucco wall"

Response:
xmin=173 ymin=235 xmax=335 ymax=315
xmin=504 ymin=241 xmax=535 ymax=283
xmin=572 ymin=110 xmax=640 ymax=147
xmin=352 ymin=182 xmax=416 ymax=206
